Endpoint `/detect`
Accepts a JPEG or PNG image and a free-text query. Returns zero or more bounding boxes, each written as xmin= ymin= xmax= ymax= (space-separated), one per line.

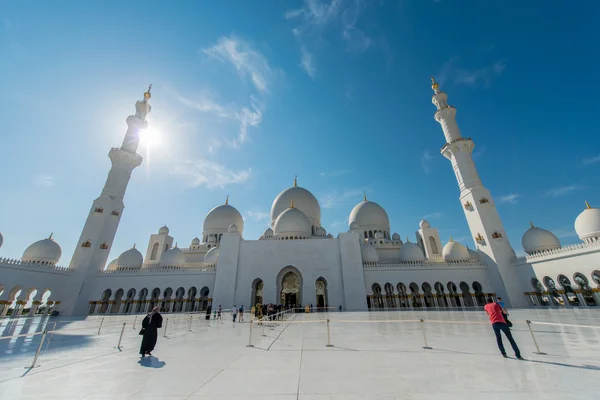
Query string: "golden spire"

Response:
xmin=449 ymin=236 xmax=453 ymax=242
xmin=294 ymin=175 xmax=297 ymax=187
xmin=430 ymin=76 xmax=440 ymax=93
xmin=290 ymin=200 xmax=295 ymax=208
xmin=585 ymin=200 xmax=591 ymax=209
xmin=133 ymin=243 xmax=136 ymax=249
xmin=530 ymin=221 xmax=535 ymax=229
xmin=48 ymin=232 xmax=53 ymax=240
xmin=225 ymin=194 xmax=229 ymax=205
xmin=363 ymin=192 xmax=367 ymax=202
xmin=144 ymin=84 xmax=152 ymax=100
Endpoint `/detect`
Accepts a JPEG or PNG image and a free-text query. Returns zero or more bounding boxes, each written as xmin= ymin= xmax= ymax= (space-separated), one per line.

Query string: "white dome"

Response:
xmin=360 ymin=243 xmax=379 ymax=262
xmin=204 ymin=246 xmax=219 ymax=264
xmin=316 ymin=226 xmax=326 ymax=236
xmin=271 ymin=185 xmax=321 ymax=229
xmin=0 ymin=232 xmax=3 ymax=248
xmin=574 ymin=203 xmax=600 ymax=241
xmin=263 ymin=227 xmax=274 ymax=238
xmin=392 ymin=233 xmax=400 ymax=241
xmin=160 ymin=246 xmax=185 ymax=267
xmin=522 ymin=224 xmax=561 ymax=254
xmin=191 ymin=237 xmax=200 ymax=246
xmin=349 ymin=221 xmax=360 ymax=231
xmin=419 ymin=220 xmax=431 ymax=229
xmin=159 ymin=225 xmax=170 ymax=235
xmin=442 ymin=240 xmax=470 ymax=261
xmin=106 ymin=259 xmax=118 ymax=271
xmin=327 ymin=233 xmax=333 ymax=238
xmin=348 ymin=200 xmax=390 ymax=230
xmin=203 ymin=204 xmax=244 ymax=236
xmin=22 ymin=236 xmax=62 ymax=264
xmin=468 ymin=248 xmax=480 ymax=261
xmin=399 ymin=242 xmax=425 ymax=262
xmin=228 ymin=224 xmax=238 ymax=233
xmin=117 ymin=246 xmax=143 ymax=268
xmin=273 ymin=207 xmax=311 ymax=237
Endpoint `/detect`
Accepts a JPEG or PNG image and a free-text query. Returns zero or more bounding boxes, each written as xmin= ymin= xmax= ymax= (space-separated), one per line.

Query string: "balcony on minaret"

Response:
xmin=81 ymin=240 xmax=92 ymax=248
xmin=475 ymin=233 xmax=485 ymax=245
xmin=111 ymin=210 xmax=120 ymax=216
xmin=94 ymin=207 xmax=104 ymax=213
xmin=492 ymin=231 xmax=503 ymax=239
xmin=463 ymin=201 xmax=473 ymax=211
xmin=479 ymin=198 xmax=489 ymax=204
xmin=99 ymin=242 xmax=109 ymax=250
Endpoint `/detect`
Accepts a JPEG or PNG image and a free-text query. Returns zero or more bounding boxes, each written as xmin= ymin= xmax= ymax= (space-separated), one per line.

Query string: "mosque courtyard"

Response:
xmin=0 ymin=309 xmax=599 ymax=399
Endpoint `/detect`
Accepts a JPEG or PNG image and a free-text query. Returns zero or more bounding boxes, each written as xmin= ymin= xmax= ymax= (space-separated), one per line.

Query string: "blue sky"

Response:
xmin=1 ymin=0 xmax=598 ymax=264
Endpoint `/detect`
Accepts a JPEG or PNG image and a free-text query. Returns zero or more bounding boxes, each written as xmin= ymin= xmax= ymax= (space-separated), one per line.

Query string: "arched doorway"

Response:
xmin=316 ymin=278 xmax=328 ymax=310
xmin=251 ymin=279 xmax=263 ymax=307
xmin=278 ymin=267 xmax=302 ymax=308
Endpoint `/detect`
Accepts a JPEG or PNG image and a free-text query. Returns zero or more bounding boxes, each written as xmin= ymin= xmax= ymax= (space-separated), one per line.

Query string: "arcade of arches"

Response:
xmin=525 ymin=271 xmax=600 ymax=307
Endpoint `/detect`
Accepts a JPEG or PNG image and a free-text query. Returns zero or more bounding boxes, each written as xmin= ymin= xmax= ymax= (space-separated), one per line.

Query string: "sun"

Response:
xmin=140 ymin=127 xmax=161 ymax=147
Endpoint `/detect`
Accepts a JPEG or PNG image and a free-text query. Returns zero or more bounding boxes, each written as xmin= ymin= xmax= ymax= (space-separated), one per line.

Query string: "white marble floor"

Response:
xmin=1 ymin=309 xmax=599 ymax=399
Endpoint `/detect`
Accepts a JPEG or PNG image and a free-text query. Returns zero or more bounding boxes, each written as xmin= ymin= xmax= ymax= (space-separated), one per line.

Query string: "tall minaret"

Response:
xmin=431 ymin=78 xmax=526 ymax=307
xmin=62 ymin=86 xmax=151 ymax=315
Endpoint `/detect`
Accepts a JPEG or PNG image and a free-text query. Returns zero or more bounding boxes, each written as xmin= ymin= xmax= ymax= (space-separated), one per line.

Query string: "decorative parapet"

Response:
xmin=0 ymin=257 xmax=73 ymax=273
xmin=363 ymin=259 xmax=486 ymax=270
xmin=100 ymin=264 xmax=216 ymax=275
xmin=440 ymin=137 xmax=472 ymax=152
xmin=512 ymin=239 xmax=600 ymax=264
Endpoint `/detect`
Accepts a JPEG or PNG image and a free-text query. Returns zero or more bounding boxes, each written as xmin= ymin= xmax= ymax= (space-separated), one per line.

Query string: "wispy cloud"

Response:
xmin=420 ymin=151 xmax=435 ymax=174
xmin=246 ymin=210 xmax=270 ymax=222
xmin=422 ymin=211 xmax=442 ymax=220
xmin=34 ymin=174 xmax=55 ymax=187
xmin=582 ymin=155 xmax=600 ymax=165
xmin=497 ymin=193 xmax=519 ymax=204
xmin=438 ymin=57 xmax=505 ymax=89
xmin=319 ymin=187 xmax=368 ymax=209
xmin=545 ymin=185 xmax=581 ymax=197
xmin=173 ymin=160 xmax=251 ymax=189
xmin=319 ymin=169 xmax=353 ymax=178
xmin=551 ymin=227 xmax=577 ymax=239
xmin=300 ymin=45 xmax=316 ymax=78
xmin=203 ymin=35 xmax=272 ymax=93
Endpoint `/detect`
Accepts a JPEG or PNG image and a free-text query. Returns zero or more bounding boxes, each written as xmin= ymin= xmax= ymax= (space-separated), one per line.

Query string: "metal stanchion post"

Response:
xmin=29 ymin=330 xmax=47 ymax=369
xmin=420 ymin=319 xmax=432 ymax=349
xmin=526 ymin=320 xmax=547 ymax=355
xmin=247 ymin=320 xmax=255 ymax=347
xmin=117 ymin=322 xmax=126 ymax=350
xmin=97 ymin=317 xmax=104 ymax=335
xmin=163 ymin=318 xmax=169 ymax=338
xmin=47 ymin=321 xmax=57 ymax=342
xmin=189 ymin=315 xmax=193 ymax=332
xmin=326 ymin=319 xmax=334 ymax=347
xmin=261 ymin=318 xmax=267 ymax=337
xmin=132 ymin=315 xmax=138 ymax=330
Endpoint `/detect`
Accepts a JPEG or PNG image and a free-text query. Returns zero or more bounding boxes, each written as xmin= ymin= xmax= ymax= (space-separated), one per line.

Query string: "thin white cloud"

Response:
xmin=551 ymin=227 xmax=578 ymax=239
xmin=34 ymin=174 xmax=55 ymax=187
xmin=438 ymin=57 xmax=505 ymax=89
xmin=497 ymin=193 xmax=519 ymax=204
xmin=420 ymin=151 xmax=435 ymax=174
xmin=545 ymin=185 xmax=581 ymax=197
xmin=246 ymin=210 xmax=270 ymax=222
xmin=422 ymin=212 xmax=442 ymax=220
xmin=172 ymin=160 xmax=251 ymax=189
xmin=582 ymin=155 xmax=600 ymax=165
xmin=203 ymin=35 xmax=272 ymax=93
xmin=300 ymin=45 xmax=316 ymax=78
xmin=319 ymin=169 xmax=353 ymax=178
xmin=319 ymin=187 xmax=367 ymax=209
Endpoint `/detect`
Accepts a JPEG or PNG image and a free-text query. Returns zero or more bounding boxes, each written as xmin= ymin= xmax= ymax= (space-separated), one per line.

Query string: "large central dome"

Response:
xmin=271 ymin=181 xmax=321 ymax=230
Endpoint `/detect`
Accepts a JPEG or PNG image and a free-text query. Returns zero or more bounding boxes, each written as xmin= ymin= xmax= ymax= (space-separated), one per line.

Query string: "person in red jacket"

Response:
xmin=484 ymin=298 xmax=523 ymax=359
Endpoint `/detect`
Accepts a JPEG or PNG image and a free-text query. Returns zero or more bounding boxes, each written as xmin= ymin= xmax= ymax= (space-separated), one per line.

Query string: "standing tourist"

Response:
xmin=239 ymin=305 xmax=244 ymax=322
xmin=484 ymin=299 xmax=523 ymax=359
xmin=232 ymin=304 xmax=238 ymax=322
xmin=139 ymin=306 xmax=163 ymax=358
xmin=217 ymin=305 xmax=222 ymax=320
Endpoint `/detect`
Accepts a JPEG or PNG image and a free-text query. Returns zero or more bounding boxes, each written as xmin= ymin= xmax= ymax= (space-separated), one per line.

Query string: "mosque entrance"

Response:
xmin=280 ymin=270 xmax=301 ymax=308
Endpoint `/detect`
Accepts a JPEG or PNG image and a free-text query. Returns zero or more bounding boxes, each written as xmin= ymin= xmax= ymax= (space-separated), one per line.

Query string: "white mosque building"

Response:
xmin=1 ymin=80 xmax=599 ymax=318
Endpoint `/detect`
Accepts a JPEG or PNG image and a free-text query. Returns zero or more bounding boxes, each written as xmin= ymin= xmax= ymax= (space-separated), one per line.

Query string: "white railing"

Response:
xmin=0 ymin=257 xmax=72 ymax=273
xmin=512 ymin=239 xmax=600 ymax=263
xmin=363 ymin=259 xmax=486 ymax=269
xmin=100 ymin=264 xmax=216 ymax=274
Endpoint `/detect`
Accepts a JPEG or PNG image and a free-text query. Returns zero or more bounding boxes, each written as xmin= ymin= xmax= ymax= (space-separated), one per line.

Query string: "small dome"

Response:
xmin=204 ymin=246 xmax=219 ymax=264
xmin=360 ymin=243 xmax=379 ymax=262
xmin=442 ymin=240 xmax=470 ymax=261
xmin=392 ymin=233 xmax=400 ymax=241
xmin=574 ymin=202 xmax=600 ymax=241
xmin=348 ymin=200 xmax=390 ymax=230
xmin=191 ymin=237 xmax=200 ymax=246
xmin=0 ymin=232 xmax=3 ymax=248
xmin=399 ymin=242 xmax=425 ymax=262
xmin=522 ymin=224 xmax=561 ymax=254
xmin=106 ymin=259 xmax=118 ymax=271
xmin=468 ymin=248 xmax=480 ymax=261
xmin=327 ymin=233 xmax=333 ymax=238
xmin=263 ymin=227 xmax=274 ymax=238
xmin=159 ymin=225 xmax=170 ymax=235
xmin=228 ymin=224 xmax=238 ymax=233
xmin=349 ymin=221 xmax=360 ymax=231
xmin=273 ymin=207 xmax=311 ymax=237
xmin=117 ymin=246 xmax=143 ymax=268
xmin=316 ymin=226 xmax=326 ymax=236
xmin=22 ymin=235 xmax=62 ymax=264
xmin=419 ymin=220 xmax=431 ymax=229
xmin=203 ymin=204 xmax=244 ymax=236
xmin=160 ymin=246 xmax=185 ymax=267
xmin=271 ymin=185 xmax=321 ymax=228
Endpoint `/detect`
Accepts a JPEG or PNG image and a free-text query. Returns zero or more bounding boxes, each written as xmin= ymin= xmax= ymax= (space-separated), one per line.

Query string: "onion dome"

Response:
xmin=442 ymin=238 xmax=470 ymax=261
xmin=348 ymin=194 xmax=390 ymax=231
xmin=360 ymin=243 xmax=379 ymax=262
xmin=159 ymin=245 xmax=185 ymax=267
xmin=399 ymin=241 xmax=425 ymax=262
xmin=263 ymin=227 xmax=274 ymax=238
xmin=228 ymin=224 xmax=238 ymax=234
xmin=522 ymin=222 xmax=561 ymax=254
xmin=574 ymin=201 xmax=600 ymax=242
xmin=419 ymin=220 xmax=431 ymax=229
xmin=392 ymin=232 xmax=400 ymax=241
xmin=22 ymin=234 xmax=62 ymax=265
xmin=158 ymin=225 xmax=170 ymax=235
xmin=204 ymin=246 xmax=219 ymax=264
xmin=271 ymin=179 xmax=321 ymax=228
xmin=106 ymin=259 xmax=118 ymax=271
xmin=273 ymin=203 xmax=311 ymax=238
xmin=191 ymin=237 xmax=200 ymax=246
xmin=203 ymin=197 xmax=244 ymax=237
xmin=117 ymin=245 xmax=143 ymax=268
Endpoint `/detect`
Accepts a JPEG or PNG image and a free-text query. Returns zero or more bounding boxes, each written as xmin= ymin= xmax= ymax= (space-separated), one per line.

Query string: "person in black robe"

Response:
xmin=139 ymin=306 xmax=163 ymax=357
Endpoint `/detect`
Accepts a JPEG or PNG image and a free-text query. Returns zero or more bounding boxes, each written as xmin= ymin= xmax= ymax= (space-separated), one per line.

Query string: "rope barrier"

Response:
xmin=527 ymin=321 xmax=600 ymax=330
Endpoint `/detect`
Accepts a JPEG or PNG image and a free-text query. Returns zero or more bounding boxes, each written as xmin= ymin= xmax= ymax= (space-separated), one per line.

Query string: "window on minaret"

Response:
xmin=150 ymin=243 xmax=159 ymax=260
xmin=429 ymin=237 xmax=439 ymax=254
xmin=164 ymin=243 xmax=169 ymax=252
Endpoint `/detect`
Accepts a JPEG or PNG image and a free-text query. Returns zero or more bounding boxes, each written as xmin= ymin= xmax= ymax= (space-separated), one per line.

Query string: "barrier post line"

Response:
xmin=47 ymin=321 xmax=57 ymax=342
xmin=28 ymin=330 xmax=47 ymax=369
xmin=97 ymin=317 xmax=104 ymax=335
xmin=326 ymin=319 xmax=334 ymax=347
xmin=526 ymin=320 xmax=547 ymax=355
xmin=247 ymin=320 xmax=255 ymax=347
xmin=188 ymin=315 xmax=193 ymax=332
xmin=261 ymin=318 xmax=267 ymax=337
xmin=163 ymin=318 xmax=169 ymax=338
xmin=117 ymin=322 xmax=126 ymax=350
xmin=420 ymin=319 xmax=432 ymax=349
xmin=132 ymin=316 xmax=138 ymax=330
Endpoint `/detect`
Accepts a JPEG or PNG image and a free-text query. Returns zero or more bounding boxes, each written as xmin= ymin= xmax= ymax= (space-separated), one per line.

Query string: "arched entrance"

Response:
xmin=277 ymin=267 xmax=302 ymax=308
xmin=316 ymin=278 xmax=328 ymax=310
